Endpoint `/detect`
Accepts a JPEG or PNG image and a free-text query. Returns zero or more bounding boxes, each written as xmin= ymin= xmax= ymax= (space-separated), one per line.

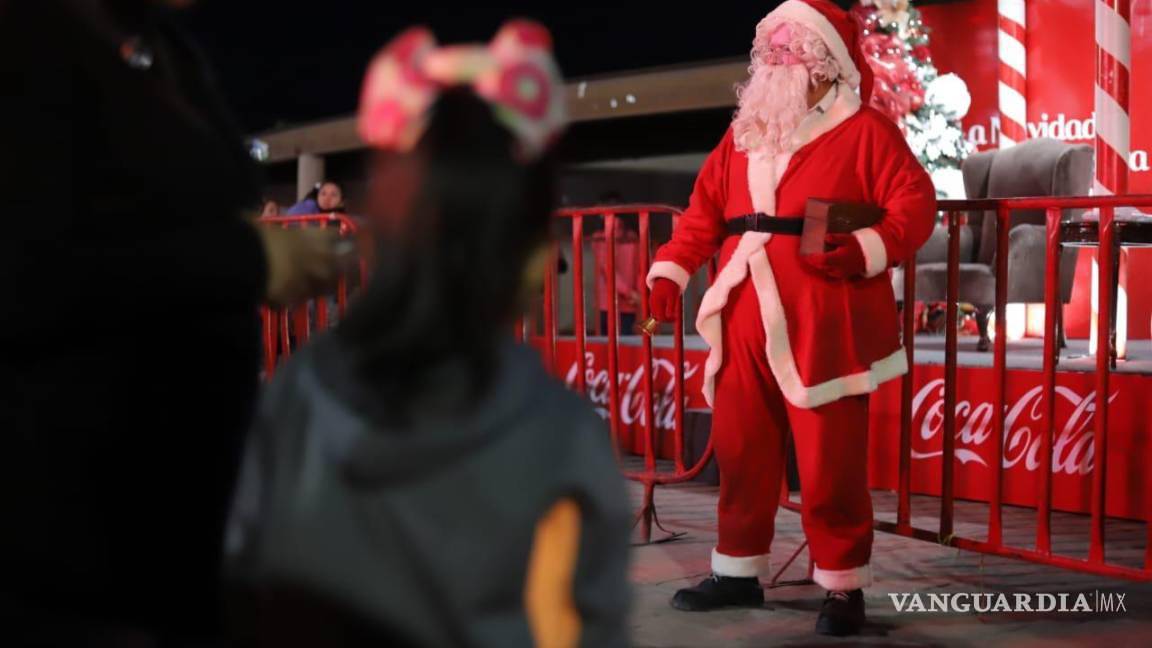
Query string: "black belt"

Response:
xmin=725 ymin=213 xmax=804 ymax=236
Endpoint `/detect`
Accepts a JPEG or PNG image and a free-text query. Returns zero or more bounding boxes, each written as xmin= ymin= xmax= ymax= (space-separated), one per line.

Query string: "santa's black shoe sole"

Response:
xmin=815 ymin=617 xmax=864 ymax=636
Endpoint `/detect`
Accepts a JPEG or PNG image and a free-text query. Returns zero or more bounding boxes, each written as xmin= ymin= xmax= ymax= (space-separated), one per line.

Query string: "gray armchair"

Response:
xmin=893 ymin=138 xmax=1094 ymax=350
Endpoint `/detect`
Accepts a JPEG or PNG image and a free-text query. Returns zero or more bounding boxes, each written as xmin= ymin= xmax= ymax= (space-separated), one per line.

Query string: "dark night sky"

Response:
xmin=177 ymin=2 xmax=793 ymax=133
xmin=179 ymin=1 xmax=958 ymax=134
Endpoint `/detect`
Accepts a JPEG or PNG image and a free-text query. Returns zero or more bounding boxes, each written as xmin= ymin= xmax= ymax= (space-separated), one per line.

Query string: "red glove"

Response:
xmin=649 ymin=278 xmax=681 ymax=322
xmin=803 ymin=233 xmax=868 ymax=280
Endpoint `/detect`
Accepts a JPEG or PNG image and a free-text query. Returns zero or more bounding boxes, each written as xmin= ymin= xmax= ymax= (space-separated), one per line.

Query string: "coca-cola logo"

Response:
xmin=910 ymin=379 xmax=1119 ymax=475
xmin=564 ymin=352 xmax=700 ymax=429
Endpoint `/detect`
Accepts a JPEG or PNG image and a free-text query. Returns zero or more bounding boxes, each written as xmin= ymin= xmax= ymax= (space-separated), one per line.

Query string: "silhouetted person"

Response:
xmin=0 ymin=1 xmax=339 ymax=645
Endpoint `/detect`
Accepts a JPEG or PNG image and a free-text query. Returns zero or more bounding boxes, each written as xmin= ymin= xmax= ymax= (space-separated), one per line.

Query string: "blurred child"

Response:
xmin=227 ymin=21 xmax=630 ymax=648
xmin=285 ymin=180 xmax=346 ymax=215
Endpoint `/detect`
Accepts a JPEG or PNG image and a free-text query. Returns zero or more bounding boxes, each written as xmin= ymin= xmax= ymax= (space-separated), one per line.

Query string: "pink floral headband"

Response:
xmin=357 ymin=20 xmax=567 ymax=160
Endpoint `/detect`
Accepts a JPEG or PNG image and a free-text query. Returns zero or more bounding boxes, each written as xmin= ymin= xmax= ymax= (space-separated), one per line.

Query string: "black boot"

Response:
xmin=670 ymin=575 xmax=764 ymax=611
xmin=815 ymin=589 xmax=865 ymax=636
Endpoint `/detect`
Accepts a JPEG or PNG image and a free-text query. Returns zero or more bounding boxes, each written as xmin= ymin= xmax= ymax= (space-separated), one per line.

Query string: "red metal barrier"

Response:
xmin=261 ymin=201 xmax=1151 ymax=581
xmin=538 ymin=205 xmax=716 ymax=542
xmin=257 ymin=214 xmax=365 ymax=377
xmin=550 ymin=197 xmax=1152 ymax=582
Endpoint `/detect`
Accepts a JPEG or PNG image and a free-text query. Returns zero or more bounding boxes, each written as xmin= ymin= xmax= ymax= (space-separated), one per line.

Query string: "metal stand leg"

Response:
xmin=766 ymin=541 xmax=815 ymax=588
xmin=631 ymin=483 xmax=687 ymax=546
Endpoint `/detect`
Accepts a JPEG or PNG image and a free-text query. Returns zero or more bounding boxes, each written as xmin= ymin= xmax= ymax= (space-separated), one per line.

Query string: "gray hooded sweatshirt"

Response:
xmin=226 ymin=335 xmax=631 ymax=647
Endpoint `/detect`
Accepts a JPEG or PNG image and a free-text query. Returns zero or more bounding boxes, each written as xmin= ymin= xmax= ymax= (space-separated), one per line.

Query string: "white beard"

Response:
xmin=732 ymin=63 xmax=811 ymax=156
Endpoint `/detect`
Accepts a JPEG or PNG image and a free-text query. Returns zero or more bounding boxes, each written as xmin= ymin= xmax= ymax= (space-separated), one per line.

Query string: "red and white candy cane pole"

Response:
xmin=1094 ymin=0 xmax=1130 ymax=196
xmin=1089 ymin=0 xmax=1131 ymax=359
xmin=997 ymin=0 xmax=1027 ymax=148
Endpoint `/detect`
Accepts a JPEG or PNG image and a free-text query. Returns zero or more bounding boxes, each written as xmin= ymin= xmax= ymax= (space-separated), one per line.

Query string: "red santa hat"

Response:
xmin=757 ymin=0 xmax=874 ymax=103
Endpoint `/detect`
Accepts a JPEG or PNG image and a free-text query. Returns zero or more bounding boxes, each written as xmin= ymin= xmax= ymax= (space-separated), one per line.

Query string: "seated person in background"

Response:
xmin=226 ymin=21 xmax=631 ymax=648
xmin=285 ymin=180 xmax=346 ymax=215
xmin=260 ymin=199 xmax=281 ymax=218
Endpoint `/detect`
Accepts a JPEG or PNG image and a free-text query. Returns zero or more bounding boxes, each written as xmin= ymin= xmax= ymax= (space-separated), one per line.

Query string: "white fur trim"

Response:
xmin=712 ymin=548 xmax=772 ymax=579
xmin=813 ymin=563 xmax=873 ymax=590
xmin=646 ymin=260 xmax=691 ymax=291
xmin=696 ymin=238 xmax=908 ymax=409
xmin=759 ymin=1 xmax=862 ymax=90
xmin=696 ymin=232 xmax=772 ymax=406
xmin=853 ymin=227 xmax=889 ymax=278
xmin=747 ymin=151 xmax=789 ymax=214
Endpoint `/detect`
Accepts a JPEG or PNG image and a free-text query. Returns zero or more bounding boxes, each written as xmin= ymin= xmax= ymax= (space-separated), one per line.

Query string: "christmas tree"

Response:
xmin=852 ymin=0 xmax=972 ymax=197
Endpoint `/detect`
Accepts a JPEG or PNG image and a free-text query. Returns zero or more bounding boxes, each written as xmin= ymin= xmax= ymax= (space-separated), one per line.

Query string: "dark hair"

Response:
xmin=335 ymin=88 xmax=557 ymax=419
xmin=318 ymin=179 xmax=343 ymax=194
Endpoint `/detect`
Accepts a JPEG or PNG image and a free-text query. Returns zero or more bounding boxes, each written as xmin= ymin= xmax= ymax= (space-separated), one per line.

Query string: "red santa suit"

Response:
xmin=648 ymin=1 xmax=936 ymax=591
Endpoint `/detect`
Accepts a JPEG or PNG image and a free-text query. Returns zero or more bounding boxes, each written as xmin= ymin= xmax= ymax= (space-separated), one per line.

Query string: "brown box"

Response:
xmin=799 ymin=199 xmax=885 ymax=256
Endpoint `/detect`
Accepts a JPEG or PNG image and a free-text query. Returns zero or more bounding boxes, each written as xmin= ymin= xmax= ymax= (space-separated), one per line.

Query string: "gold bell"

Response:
xmin=638 ymin=316 xmax=659 ymax=337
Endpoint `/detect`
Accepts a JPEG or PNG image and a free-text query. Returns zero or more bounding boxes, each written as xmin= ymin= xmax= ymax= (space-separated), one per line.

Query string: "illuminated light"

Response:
xmin=1088 ymin=251 xmax=1128 ymax=359
xmin=1025 ymin=303 xmax=1047 ymax=338
xmin=986 ymin=303 xmax=1027 ymax=342
xmin=1006 ymin=303 xmax=1027 ymax=341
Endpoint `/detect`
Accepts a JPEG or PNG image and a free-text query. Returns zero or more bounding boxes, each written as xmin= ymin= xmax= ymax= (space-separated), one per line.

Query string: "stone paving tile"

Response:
xmin=627 ymin=481 xmax=1152 ymax=647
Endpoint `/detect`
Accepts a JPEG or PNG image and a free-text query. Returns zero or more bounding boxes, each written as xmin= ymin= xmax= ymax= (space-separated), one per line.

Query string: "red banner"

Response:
xmin=546 ymin=338 xmax=1152 ymax=520
xmin=869 ymin=364 xmax=1152 ymax=521
xmin=554 ymin=340 xmax=707 ymax=457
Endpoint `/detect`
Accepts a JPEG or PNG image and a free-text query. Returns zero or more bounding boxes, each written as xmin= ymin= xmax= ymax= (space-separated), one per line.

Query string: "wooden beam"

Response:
xmin=566 ymin=60 xmax=745 ymax=122
xmin=256 ymin=59 xmax=746 ymax=163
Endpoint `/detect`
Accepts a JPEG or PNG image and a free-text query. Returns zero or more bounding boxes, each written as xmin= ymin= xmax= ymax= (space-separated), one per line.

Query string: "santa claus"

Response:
xmin=646 ymin=0 xmax=936 ymax=636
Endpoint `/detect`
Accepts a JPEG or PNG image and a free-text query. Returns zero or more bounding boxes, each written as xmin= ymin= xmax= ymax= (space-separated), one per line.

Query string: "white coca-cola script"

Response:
xmin=564 ymin=352 xmax=701 ymax=429
xmin=909 ymin=379 xmax=1119 ymax=475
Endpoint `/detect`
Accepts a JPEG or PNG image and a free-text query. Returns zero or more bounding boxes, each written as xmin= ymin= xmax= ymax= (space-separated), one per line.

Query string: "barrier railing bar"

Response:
xmin=639 ymin=210 xmax=657 ymax=474
xmin=898 ymin=251 xmax=916 ymax=529
xmin=941 ymin=210 xmax=960 ymax=539
xmin=1090 ymin=205 xmax=1116 ymax=564
xmin=572 ymin=214 xmax=587 ymax=395
xmin=874 ymin=520 xmax=1152 ymax=582
xmin=1038 ymin=206 xmax=1062 ymax=554
xmin=989 ymin=204 xmax=1010 ymax=546
xmin=605 ymin=212 xmax=622 ymax=458
xmin=672 ymin=211 xmax=687 ymax=474
xmin=938 ymin=195 xmax=1152 ymax=212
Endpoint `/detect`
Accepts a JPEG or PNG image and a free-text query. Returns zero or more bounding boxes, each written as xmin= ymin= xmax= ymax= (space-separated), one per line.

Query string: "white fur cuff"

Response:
xmin=852 ymin=227 xmax=889 ymax=278
xmin=646 ymin=260 xmax=691 ymax=291
xmin=813 ymin=563 xmax=873 ymax=591
xmin=711 ymin=548 xmax=772 ymax=579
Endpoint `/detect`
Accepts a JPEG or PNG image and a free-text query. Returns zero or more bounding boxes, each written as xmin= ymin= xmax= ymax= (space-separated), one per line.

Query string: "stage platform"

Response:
xmin=574 ymin=334 xmax=1152 ymax=375
xmin=625 ymin=466 xmax=1152 ymax=647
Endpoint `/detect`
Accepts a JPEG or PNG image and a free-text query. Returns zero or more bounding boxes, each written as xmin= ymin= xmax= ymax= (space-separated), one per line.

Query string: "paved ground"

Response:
xmin=627 ymin=481 xmax=1152 ymax=647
